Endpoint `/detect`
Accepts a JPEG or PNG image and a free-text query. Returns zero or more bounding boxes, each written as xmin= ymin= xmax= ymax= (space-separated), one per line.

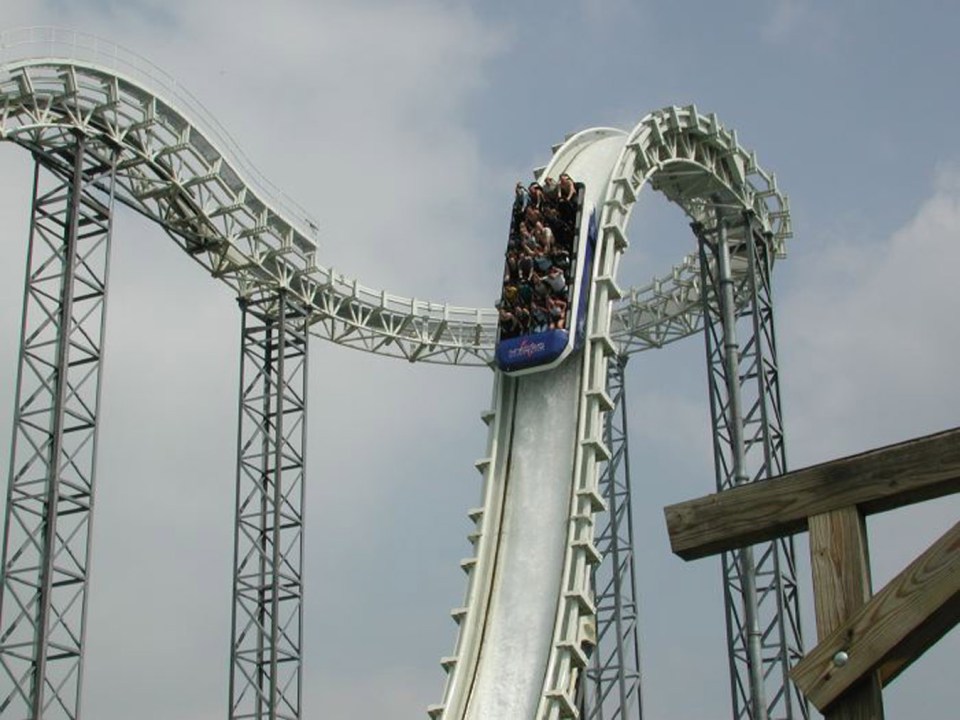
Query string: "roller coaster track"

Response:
xmin=0 ymin=26 xmax=793 ymax=720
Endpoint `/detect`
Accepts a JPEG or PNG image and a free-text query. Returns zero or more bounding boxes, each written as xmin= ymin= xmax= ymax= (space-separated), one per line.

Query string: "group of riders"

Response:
xmin=497 ymin=173 xmax=581 ymax=339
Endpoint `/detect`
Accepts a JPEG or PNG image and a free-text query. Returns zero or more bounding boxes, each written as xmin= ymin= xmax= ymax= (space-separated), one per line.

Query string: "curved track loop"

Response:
xmin=0 ymin=27 xmax=794 ymax=720
xmin=436 ymin=113 xmax=793 ymax=718
xmin=605 ymin=105 xmax=791 ymax=353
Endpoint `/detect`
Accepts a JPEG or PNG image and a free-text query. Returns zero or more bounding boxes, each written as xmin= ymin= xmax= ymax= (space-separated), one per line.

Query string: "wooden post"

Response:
xmin=807 ymin=507 xmax=884 ymax=719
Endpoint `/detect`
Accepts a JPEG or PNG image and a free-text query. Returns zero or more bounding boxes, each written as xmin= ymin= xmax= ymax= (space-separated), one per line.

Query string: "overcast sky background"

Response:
xmin=1 ymin=1 xmax=958 ymax=719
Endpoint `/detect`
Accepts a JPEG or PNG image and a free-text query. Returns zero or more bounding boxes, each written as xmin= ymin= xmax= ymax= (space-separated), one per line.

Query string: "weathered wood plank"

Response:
xmin=807 ymin=508 xmax=883 ymax=719
xmin=809 ymin=508 xmax=873 ymax=629
xmin=791 ymin=521 xmax=960 ymax=712
xmin=665 ymin=427 xmax=960 ymax=560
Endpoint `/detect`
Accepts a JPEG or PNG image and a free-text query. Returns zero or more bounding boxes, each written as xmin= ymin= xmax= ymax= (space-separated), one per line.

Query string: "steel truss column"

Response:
xmin=581 ymin=355 xmax=644 ymax=720
xmin=0 ymin=138 xmax=117 ymax=720
xmin=695 ymin=214 xmax=807 ymax=720
xmin=230 ymin=292 xmax=309 ymax=720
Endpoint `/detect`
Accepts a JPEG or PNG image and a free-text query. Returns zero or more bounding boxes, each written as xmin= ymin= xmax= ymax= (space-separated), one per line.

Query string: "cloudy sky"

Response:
xmin=1 ymin=1 xmax=958 ymax=719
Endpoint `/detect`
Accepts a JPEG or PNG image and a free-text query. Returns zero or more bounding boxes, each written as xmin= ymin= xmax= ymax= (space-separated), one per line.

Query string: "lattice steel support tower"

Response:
xmin=581 ymin=354 xmax=644 ymax=720
xmin=230 ymin=292 xmax=309 ymax=720
xmin=695 ymin=213 xmax=807 ymax=720
xmin=0 ymin=137 xmax=117 ymax=720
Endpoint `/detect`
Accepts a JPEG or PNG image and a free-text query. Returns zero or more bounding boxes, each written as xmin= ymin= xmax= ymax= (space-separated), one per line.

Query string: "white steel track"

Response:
xmin=0 ymin=28 xmax=790 ymax=363
xmin=434 ymin=129 xmax=628 ymax=720
xmin=0 ymin=26 xmax=794 ymax=720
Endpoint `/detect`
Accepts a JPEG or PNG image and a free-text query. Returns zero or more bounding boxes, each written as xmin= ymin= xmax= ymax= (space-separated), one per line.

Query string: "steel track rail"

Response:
xmin=0 ymin=28 xmax=790 ymax=365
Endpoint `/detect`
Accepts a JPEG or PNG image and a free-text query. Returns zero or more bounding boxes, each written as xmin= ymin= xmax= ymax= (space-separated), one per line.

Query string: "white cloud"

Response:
xmin=762 ymin=0 xmax=807 ymax=43
xmin=152 ymin=0 xmax=510 ymax=304
xmin=761 ymin=0 xmax=839 ymax=50
xmin=782 ymin=165 xmax=960 ymax=461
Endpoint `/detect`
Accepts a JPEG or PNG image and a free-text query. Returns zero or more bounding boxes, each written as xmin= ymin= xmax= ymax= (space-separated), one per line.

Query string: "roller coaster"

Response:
xmin=0 ymin=27 xmax=806 ymax=720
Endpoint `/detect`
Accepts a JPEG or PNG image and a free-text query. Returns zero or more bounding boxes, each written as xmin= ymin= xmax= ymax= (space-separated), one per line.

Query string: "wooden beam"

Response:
xmin=791 ymin=521 xmax=960 ymax=712
xmin=807 ymin=507 xmax=883 ymax=719
xmin=664 ymin=427 xmax=960 ymax=560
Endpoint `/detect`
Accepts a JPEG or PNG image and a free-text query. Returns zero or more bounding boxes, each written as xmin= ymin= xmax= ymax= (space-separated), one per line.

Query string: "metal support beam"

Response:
xmin=581 ymin=355 xmax=644 ymax=720
xmin=0 ymin=138 xmax=117 ymax=720
xmin=695 ymin=213 xmax=807 ymax=720
xmin=229 ymin=291 xmax=309 ymax=720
